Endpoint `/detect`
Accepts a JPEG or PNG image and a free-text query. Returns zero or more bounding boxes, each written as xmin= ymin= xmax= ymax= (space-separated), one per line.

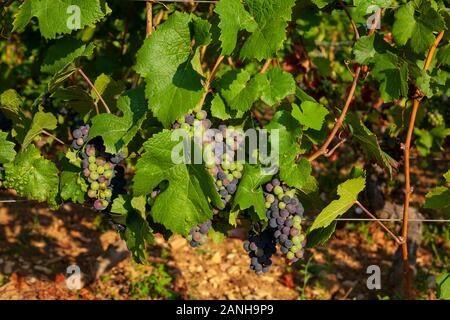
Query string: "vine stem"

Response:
xmin=41 ymin=130 xmax=66 ymax=146
xmin=77 ymin=68 xmax=111 ymax=114
xmin=401 ymin=30 xmax=445 ymax=299
xmin=260 ymin=59 xmax=272 ymax=74
xmin=307 ymin=1 xmax=361 ymax=162
xmin=195 ymin=55 xmax=224 ymax=112
xmin=146 ymin=1 xmax=153 ymax=37
xmin=307 ymin=66 xmax=361 ymax=161
xmin=354 ymin=201 xmax=403 ymax=244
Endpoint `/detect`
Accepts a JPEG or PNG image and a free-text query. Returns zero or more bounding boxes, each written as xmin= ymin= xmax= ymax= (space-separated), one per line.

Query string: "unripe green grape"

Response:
xmin=232 ymin=171 xmax=242 ymax=179
xmin=293 ymin=215 xmax=301 ymax=224
xmin=97 ymin=166 xmax=105 ymax=174
xmin=196 ymin=110 xmax=207 ymax=120
xmin=102 ymin=200 xmax=109 ymax=208
xmin=104 ymin=189 xmax=112 ymax=198
xmin=89 ymin=163 xmax=97 ymax=171
xmin=104 ymin=170 xmax=113 ymax=179
xmin=90 ymin=172 xmax=99 ymax=181
xmin=265 ymin=202 xmax=271 ymax=208
xmin=91 ymin=181 xmax=100 ymax=191
xmin=236 ymin=163 xmax=243 ymax=171
xmin=99 ymin=191 xmax=106 ymax=199
xmin=104 ymin=163 xmax=111 ymax=170
xmin=89 ymin=156 xmax=96 ymax=164
xmin=286 ymin=252 xmax=295 ymax=259
xmin=278 ymin=202 xmax=286 ymax=209
xmin=216 ymin=180 xmax=223 ymax=187
xmin=274 ymin=186 xmax=283 ymax=195
xmin=99 ymin=182 xmax=107 ymax=190
xmin=229 ymin=162 xmax=236 ymax=171
xmin=221 ymin=161 xmax=230 ymax=170
xmin=266 ymin=194 xmax=275 ymax=203
xmin=227 ymin=173 xmax=233 ymax=181
xmin=292 ymin=236 xmax=301 ymax=245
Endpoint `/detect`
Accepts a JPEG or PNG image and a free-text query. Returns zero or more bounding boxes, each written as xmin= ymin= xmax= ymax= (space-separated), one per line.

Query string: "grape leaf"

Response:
xmin=311 ymin=0 xmax=334 ymax=9
xmin=306 ymin=221 xmax=337 ymax=248
xmin=41 ymin=38 xmax=95 ymax=74
xmin=123 ymin=210 xmax=154 ymax=263
xmin=133 ymin=131 xmax=220 ymax=235
xmin=255 ymin=67 xmax=296 ymax=106
xmin=0 ymin=131 xmax=16 ymax=164
xmin=424 ymin=170 xmax=450 ymax=215
xmin=437 ymin=45 xmax=450 ymax=66
xmin=59 ymin=171 xmax=86 ymax=204
xmin=3 ymin=145 xmax=59 ymax=207
xmin=13 ymin=0 xmax=110 ymax=39
xmin=292 ymin=101 xmax=329 ymax=131
xmin=392 ymin=1 xmax=446 ymax=54
xmin=240 ymin=0 xmax=296 ymax=60
xmin=135 ymin=12 xmax=205 ymax=127
xmin=436 ymin=273 xmax=450 ymax=300
xmin=371 ymin=52 xmax=409 ymax=101
xmin=52 ymin=86 xmax=95 ymax=115
xmin=211 ymin=95 xmax=231 ymax=120
xmin=348 ymin=114 xmax=397 ymax=176
xmin=220 ymin=69 xmax=261 ymax=112
xmin=0 ymin=89 xmax=23 ymax=121
xmin=21 ymin=111 xmax=58 ymax=150
xmin=310 ymin=176 xmax=366 ymax=231
xmin=89 ymin=88 xmax=147 ymax=155
xmin=232 ymin=164 xmax=272 ymax=220
xmin=214 ymin=0 xmax=257 ymax=55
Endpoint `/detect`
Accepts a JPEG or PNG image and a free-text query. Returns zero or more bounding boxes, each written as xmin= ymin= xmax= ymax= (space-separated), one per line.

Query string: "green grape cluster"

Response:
xmin=428 ymin=111 xmax=444 ymax=127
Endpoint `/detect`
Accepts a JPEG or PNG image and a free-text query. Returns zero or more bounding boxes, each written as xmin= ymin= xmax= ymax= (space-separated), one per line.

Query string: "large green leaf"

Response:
xmin=424 ymin=170 xmax=450 ymax=215
xmin=292 ymin=101 xmax=329 ymax=131
xmin=135 ymin=12 xmax=205 ymax=127
xmin=3 ymin=145 xmax=59 ymax=207
xmin=348 ymin=114 xmax=397 ymax=176
xmin=89 ymin=88 xmax=147 ymax=154
xmin=0 ymin=132 xmax=16 ymax=164
xmin=392 ymin=0 xmax=446 ymax=54
xmin=13 ymin=0 xmax=110 ymax=39
xmin=41 ymin=38 xmax=95 ymax=74
xmin=133 ymin=132 xmax=220 ymax=235
xmin=310 ymin=176 xmax=366 ymax=231
xmin=232 ymin=165 xmax=272 ymax=220
xmin=21 ymin=111 xmax=57 ymax=150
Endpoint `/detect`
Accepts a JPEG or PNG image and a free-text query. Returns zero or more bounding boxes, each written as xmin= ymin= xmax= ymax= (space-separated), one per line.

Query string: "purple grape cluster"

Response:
xmin=70 ymin=127 xmax=126 ymax=232
xmin=174 ymin=111 xmax=245 ymax=208
xmin=243 ymin=230 xmax=277 ymax=274
xmin=188 ymin=220 xmax=212 ymax=247
xmin=264 ymin=178 xmax=306 ymax=262
xmin=71 ymin=125 xmax=90 ymax=149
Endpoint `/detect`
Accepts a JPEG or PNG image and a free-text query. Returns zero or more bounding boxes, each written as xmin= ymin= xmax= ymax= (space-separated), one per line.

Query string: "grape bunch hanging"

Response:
xmin=70 ymin=125 xmax=126 ymax=231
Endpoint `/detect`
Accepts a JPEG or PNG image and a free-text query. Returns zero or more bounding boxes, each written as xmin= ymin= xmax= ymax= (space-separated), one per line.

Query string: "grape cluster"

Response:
xmin=70 ymin=126 xmax=127 ymax=231
xmin=264 ymin=178 xmax=306 ymax=262
xmin=428 ymin=111 xmax=444 ymax=127
xmin=188 ymin=220 xmax=212 ymax=247
xmin=71 ymin=125 xmax=90 ymax=150
xmin=175 ymin=111 xmax=245 ymax=207
xmin=243 ymin=230 xmax=277 ymax=274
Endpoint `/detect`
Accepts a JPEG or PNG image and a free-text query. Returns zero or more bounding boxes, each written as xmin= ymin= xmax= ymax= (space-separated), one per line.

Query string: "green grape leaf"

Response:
xmin=239 ymin=0 xmax=296 ymax=60
xmin=220 ymin=69 xmax=261 ymax=112
xmin=256 ymin=67 xmax=296 ymax=106
xmin=90 ymin=74 xmax=125 ymax=112
xmin=348 ymin=114 xmax=397 ymax=176
xmin=52 ymin=86 xmax=95 ymax=115
xmin=292 ymin=101 xmax=329 ymax=131
xmin=311 ymin=0 xmax=334 ymax=9
xmin=3 ymin=145 xmax=59 ymax=207
xmin=0 ymin=89 xmax=24 ymax=121
xmin=371 ymin=52 xmax=409 ymax=101
xmin=135 ymin=12 xmax=204 ymax=127
xmin=392 ymin=1 xmax=446 ymax=54
xmin=211 ymin=95 xmax=231 ymax=120
xmin=89 ymin=88 xmax=147 ymax=155
xmin=436 ymin=273 xmax=450 ymax=300
xmin=424 ymin=170 xmax=450 ymax=215
xmin=122 ymin=210 xmax=154 ymax=263
xmin=232 ymin=165 xmax=272 ymax=220
xmin=279 ymin=156 xmax=312 ymax=190
xmin=437 ymin=45 xmax=450 ymax=66
xmin=41 ymin=38 xmax=95 ymax=74
xmin=21 ymin=111 xmax=58 ymax=150
xmin=59 ymin=171 xmax=86 ymax=204
xmin=0 ymin=131 xmax=17 ymax=164
xmin=13 ymin=0 xmax=110 ymax=39
xmin=310 ymin=176 xmax=366 ymax=231
xmin=214 ymin=0 xmax=257 ymax=55
xmin=306 ymin=221 xmax=337 ymax=248
xmin=133 ymin=131 xmax=218 ymax=235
